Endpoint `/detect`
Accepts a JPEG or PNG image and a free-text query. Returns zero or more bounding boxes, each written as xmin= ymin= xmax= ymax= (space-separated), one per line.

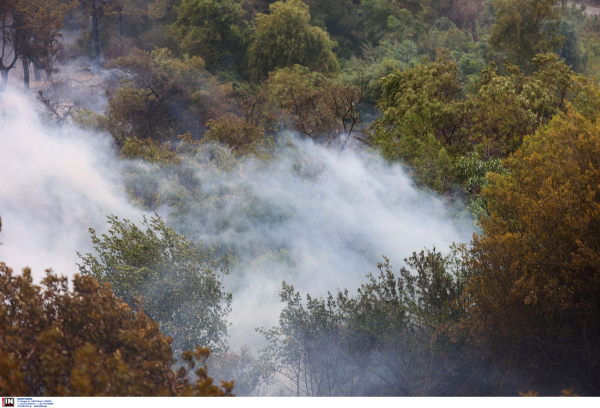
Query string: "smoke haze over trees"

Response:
xmin=1 ymin=0 xmax=600 ymax=397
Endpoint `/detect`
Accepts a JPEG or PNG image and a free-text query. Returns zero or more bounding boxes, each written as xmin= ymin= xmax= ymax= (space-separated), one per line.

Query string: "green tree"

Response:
xmin=77 ymin=0 xmax=117 ymax=74
xmin=335 ymin=250 xmax=471 ymax=395
xmin=371 ymin=53 xmax=466 ymax=192
xmin=437 ymin=0 xmax=485 ymax=40
xmin=359 ymin=0 xmax=427 ymax=44
xmin=370 ymin=53 xmax=591 ymax=198
xmin=424 ymin=18 xmax=473 ymax=59
xmin=256 ymin=282 xmax=353 ymax=396
xmin=77 ymin=214 xmax=232 ymax=357
xmin=0 ymin=263 xmax=233 ymax=396
xmin=557 ymin=4 xmax=587 ymax=73
xmin=171 ymin=0 xmax=250 ymax=71
xmin=208 ymin=345 xmax=258 ymax=396
xmin=301 ymin=0 xmax=363 ymax=59
xmin=469 ymin=54 xmax=588 ymax=158
xmin=249 ymin=0 xmax=339 ymax=79
xmin=102 ymin=48 xmax=204 ymax=142
xmin=343 ymin=40 xmax=419 ymax=105
xmin=17 ymin=0 xmax=73 ymax=90
xmin=489 ymin=0 xmax=564 ymax=71
xmin=203 ymin=113 xmax=267 ymax=157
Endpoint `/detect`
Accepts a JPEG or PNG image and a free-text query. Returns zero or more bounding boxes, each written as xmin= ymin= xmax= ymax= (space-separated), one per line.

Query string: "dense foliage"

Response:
xmin=172 ymin=0 xmax=251 ymax=72
xmin=77 ymin=215 xmax=232 ymax=357
xmin=249 ymin=0 xmax=339 ymax=79
xmin=0 ymin=263 xmax=233 ymax=396
xmin=463 ymin=109 xmax=600 ymax=394
xmin=0 ymin=0 xmax=72 ymax=99
xmin=371 ymin=52 xmax=592 ymax=198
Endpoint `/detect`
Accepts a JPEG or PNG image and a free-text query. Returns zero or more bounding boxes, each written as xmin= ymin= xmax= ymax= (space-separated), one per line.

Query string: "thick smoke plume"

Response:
xmin=0 ymin=90 xmax=142 ymax=277
xmin=0 ymin=91 xmax=473 ymax=351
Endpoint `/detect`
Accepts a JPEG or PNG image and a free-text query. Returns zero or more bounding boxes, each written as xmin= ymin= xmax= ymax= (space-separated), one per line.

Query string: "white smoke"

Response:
xmin=114 ymin=137 xmax=475 ymax=350
xmin=0 ymin=90 xmax=474 ymax=352
xmin=0 ymin=90 xmax=143 ymax=278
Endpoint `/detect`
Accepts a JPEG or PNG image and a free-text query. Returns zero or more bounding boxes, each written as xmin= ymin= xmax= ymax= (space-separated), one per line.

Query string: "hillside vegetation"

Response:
xmin=1 ymin=0 xmax=600 ymax=396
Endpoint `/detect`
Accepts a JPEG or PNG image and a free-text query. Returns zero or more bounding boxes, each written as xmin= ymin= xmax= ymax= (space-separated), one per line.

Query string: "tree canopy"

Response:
xmin=489 ymin=0 xmax=564 ymax=71
xmin=172 ymin=0 xmax=251 ymax=71
xmin=0 ymin=0 xmax=71 ymax=99
xmin=77 ymin=215 xmax=232 ymax=357
xmin=249 ymin=0 xmax=339 ymax=79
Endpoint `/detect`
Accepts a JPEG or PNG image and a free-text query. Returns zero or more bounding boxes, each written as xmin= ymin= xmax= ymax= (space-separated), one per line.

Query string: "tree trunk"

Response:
xmin=119 ymin=9 xmax=123 ymax=36
xmin=34 ymin=65 xmax=41 ymax=81
xmin=91 ymin=0 xmax=101 ymax=75
xmin=22 ymin=57 xmax=30 ymax=91
xmin=471 ymin=18 xmax=479 ymax=42
xmin=0 ymin=69 xmax=9 ymax=103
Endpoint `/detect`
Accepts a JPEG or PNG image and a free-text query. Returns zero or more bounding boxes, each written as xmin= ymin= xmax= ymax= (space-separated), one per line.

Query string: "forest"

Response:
xmin=1 ymin=0 xmax=600 ymax=397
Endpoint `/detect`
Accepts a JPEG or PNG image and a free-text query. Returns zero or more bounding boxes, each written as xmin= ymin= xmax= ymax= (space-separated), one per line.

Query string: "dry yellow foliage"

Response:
xmin=0 ymin=263 xmax=233 ymax=396
xmin=462 ymin=108 xmax=600 ymax=394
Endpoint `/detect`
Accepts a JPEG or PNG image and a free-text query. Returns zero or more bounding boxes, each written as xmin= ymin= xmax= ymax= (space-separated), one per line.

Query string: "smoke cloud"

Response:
xmin=0 ymin=90 xmax=142 ymax=278
xmin=0 ymin=90 xmax=474 ymax=352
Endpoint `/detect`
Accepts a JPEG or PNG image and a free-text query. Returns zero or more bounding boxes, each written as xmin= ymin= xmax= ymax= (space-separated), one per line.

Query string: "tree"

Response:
xmin=462 ymin=109 xmax=600 ymax=394
xmin=171 ymin=0 xmax=251 ymax=72
xmin=0 ymin=0 xmax=19 ymax=100
xmin=256 ymin=282 xmax=353 ymax=396
xmin=249 ymin=0 xmax=339 ymax=79
xmin=557 ymin=3 xmax=587 ymax=73
xmin=489 ymin=0 xmax=564 ymax=71
xmin=203 ymin=113 xmax=266 ymax=157
xmin=468 ymin=54 xmax=587 ymax=158
xmin=266 ymin=65 xmax=365 ymax=144
xmin=333 ymin=251 xmax=472 ymax=395
xmin=77 ymin=214 xmax=232 ymax=357
xmin=435 ymin=0 xmax=484 ymax=40
xmin=359 ymin=0 xmax=427 ymax=44
xmin=77 ymin=0 xmax=117 ymax=75
xmin=101 ymin=48 xmax=234 ymax=143
xmin=0 ymin=263 xmax=233 ymax=396
xmin=370 ymin=53 xmax=591 ymax=197
xmin=208 ymin=345 xmax=258 ymax=396
xmin=0 ymin=0 xmax=71 ymax=100
xmin=301 ymin=0 xmax=363 ymax=59
xmin=377 ymin=52 xmax=465 ymax=147
xmin=371 ymin=53 xmax=466 ymax=192
xmin=343 ymin=39 xmax=420 ymax=105
xmin=17 ymin=0 xmax=72 ymax=91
